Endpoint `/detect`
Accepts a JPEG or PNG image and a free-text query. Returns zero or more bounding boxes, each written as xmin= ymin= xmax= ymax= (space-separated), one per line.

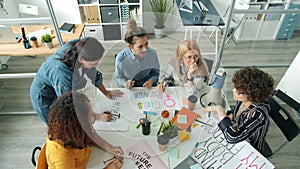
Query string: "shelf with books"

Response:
xmin=234 ymin=0 xmax=297 ymax=40
xmin=77 ymin=0 xmax=143 ymax=41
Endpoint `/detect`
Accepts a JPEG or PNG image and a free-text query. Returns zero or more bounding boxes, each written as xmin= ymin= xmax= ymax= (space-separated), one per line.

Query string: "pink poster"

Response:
xmin=125 ymin=140 xmax=168 ymax=169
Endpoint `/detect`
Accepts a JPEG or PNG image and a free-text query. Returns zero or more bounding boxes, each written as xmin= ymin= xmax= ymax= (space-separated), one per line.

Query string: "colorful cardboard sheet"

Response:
xmin=125 ymin=140 xmax=168 ymax=169
xmin=173 ymin=107 xmax=198 ymax=130
xmin=190 ymin=118 xmax=275 ymax=169
xmin=116 ymin=87 xmax=182 ymax=122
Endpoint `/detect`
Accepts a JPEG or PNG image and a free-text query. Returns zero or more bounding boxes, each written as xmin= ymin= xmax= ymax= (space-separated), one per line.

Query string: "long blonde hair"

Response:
xmin=176 ymin=40 xmax=210 ymax=81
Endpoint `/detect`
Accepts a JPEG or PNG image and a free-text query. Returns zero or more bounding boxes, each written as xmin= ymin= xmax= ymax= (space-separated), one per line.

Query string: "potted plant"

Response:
xmin=161 ymin=120 xmax=179 ymax=143
xmin=149 ymin=0 xmax=172 ymax=38
xmin=41 ymin=33 xmax=53 ymax=49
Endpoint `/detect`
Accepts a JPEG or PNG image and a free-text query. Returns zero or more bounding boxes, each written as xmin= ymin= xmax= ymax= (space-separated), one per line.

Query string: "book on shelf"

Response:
xmin=129 ymin=7 xmax=138 ymax=20
xmin=59 ymin=22 xmax=75 ymax=34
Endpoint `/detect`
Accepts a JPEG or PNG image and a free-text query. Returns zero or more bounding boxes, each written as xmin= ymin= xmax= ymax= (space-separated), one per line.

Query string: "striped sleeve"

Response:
xmin=218 ymin=106 xmax=268 ymax=144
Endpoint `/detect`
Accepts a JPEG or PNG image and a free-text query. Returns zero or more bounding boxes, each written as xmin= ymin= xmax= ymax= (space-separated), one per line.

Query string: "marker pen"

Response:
xmin=189 ymin=142 xmax=200 ymax=156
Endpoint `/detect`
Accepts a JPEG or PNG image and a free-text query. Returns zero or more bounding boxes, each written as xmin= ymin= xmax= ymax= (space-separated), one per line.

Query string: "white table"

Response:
xmin=82 ymin=86 xmax=274 ymax=169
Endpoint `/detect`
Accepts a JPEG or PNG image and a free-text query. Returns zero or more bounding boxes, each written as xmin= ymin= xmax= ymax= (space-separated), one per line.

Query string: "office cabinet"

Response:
xmin=100 ymin=0 xmax=118 ymax=4
xmin=83 ymin=25 xmax=102 ymax=40
xmin=103 ymin=25 xmax=122 ymax=40
xmin=77 ymin=0 xmax=143 ymax=41
xmin=234 ymin=0 xmax=299 ymax=41
xmin=100 ymin=6 xmax=120 ymax=23
xmin=276 ymin=3 xmax=300 ymax=39
xmin=85 ymin=6 xmax=100 ymax=24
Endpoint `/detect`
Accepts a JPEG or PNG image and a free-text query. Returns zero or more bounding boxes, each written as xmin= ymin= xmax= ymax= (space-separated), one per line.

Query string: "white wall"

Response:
xmin=14 ymin=0 xmax=49 ymax=17
xmin=0 ymin=0 xmax=19 ymax=18
xmin=0 ymin=0 xmax=82 ymax=25
xmin=50 ymin=0 xmax=82 ymax=24
xmin=277 ymin=50 xmax=300 ymax=103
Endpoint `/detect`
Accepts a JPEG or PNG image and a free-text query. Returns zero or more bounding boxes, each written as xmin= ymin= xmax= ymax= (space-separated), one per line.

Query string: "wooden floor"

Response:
xmin=0 ymin=30 xmax=300 ymax=168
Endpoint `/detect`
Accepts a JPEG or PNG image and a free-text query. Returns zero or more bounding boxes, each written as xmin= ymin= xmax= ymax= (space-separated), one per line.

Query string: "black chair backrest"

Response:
xmin=204 ymin=58 xmax=213 ymax=73
xmin=274 ymin=89 xmax=300 ymax=114
xmin=267 ymin=95 xmax=300 ymax=142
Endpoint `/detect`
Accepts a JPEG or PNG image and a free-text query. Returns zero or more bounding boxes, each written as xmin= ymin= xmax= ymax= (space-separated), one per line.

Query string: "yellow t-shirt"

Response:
xmin=46 ymin=138 xmax=91 ymax=169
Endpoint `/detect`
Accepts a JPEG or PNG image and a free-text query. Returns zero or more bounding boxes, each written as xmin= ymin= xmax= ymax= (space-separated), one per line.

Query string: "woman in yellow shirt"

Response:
xmin=46 ymin=91 xmax=123 ymax=169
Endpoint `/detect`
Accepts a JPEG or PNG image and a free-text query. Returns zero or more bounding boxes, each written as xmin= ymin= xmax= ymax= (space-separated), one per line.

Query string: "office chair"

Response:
xmin=262 ymin=90 xmax=300 ymax=159
xmin=208 ymin=5 xmax=244 ymax=45
xmin=31 ymin=143 xmax=48 ymax=168
xmin=204 ymin=58 xmax=213 ymax=74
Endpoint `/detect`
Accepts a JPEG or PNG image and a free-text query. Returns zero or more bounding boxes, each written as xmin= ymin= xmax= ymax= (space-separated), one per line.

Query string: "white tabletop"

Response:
xmin=82 ymin=85 xmax=274 ymax=169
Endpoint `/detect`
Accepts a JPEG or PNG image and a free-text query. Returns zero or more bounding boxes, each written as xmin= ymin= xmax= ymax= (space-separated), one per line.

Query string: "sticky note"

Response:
xmin=178 ymin=130 xmax=190 ymax=142
xmin=177 ymin=115 xmax=187 ymax=124
xmin=168 ymin=147 xmax=179 ymax=159
xmin=193 ymin=123 xmax=199 ymax=128
xmin=190 ymin=163 xmax=203 ymax=169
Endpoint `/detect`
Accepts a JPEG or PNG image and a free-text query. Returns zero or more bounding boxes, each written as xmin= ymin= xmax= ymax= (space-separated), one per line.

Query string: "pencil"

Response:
xmin=195 ymin=119 xmax=213 ymax=127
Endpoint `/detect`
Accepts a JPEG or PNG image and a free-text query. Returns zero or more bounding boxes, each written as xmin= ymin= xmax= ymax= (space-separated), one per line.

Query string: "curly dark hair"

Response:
xmin=232 ymin=66 xmax=274 ymax=103
xmin=48 ymin=91 xmax=94 ymax=149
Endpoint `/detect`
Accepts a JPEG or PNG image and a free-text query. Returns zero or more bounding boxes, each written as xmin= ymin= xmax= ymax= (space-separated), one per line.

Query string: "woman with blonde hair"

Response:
xmin=158 ymin=39 xmax=209 ymax=95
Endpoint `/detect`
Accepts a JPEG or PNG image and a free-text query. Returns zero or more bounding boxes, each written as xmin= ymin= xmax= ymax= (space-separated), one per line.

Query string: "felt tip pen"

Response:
xmin=189 ymin=142 xmax=200 ymax=156
xmin=162 ymin=81 xmax=167 ymax=92
xmin=195 ymin=119 xmax=213 ymax=127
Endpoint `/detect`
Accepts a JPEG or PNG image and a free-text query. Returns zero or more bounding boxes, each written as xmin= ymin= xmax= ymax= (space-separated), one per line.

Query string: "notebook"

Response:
xmin=173 ymin=107 xmax=198 ymax=130
xmin=0 ymin=25 xmax=22 ymax=44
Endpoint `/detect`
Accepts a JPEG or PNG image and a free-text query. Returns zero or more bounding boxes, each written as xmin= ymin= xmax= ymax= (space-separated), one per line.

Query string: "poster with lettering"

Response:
xmin=125 ymin=140 xmax=168 ymax=169
xmin=191 ymin=118 xmax=275 ymax=169
xmin=116 ymin=87 xmax=182 ymax=122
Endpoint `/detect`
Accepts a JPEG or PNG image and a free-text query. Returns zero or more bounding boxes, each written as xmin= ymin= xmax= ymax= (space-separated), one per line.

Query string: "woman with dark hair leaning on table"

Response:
xmin=30 ymin=37 xmax=123 ymax=125
xmin=198 ymin=66 xmax=274 ymax=154
xmin=46 ymin=91 xmax=123 ymax=169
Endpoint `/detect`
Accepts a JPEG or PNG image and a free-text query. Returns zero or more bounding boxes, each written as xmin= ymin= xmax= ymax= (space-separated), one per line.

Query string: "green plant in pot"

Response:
xmin=41 ymin=33 xmax=53 ymax=49
xmin=149 ymin=0 xmax=172 ymax=38
xmin=161 ymin=120 xmax=179 ymax=142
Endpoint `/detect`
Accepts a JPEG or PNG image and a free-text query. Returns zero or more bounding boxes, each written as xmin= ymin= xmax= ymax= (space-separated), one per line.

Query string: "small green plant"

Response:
xmin=161 ymin=120 xmax=178 ymax=139
xmin=149 ymin=0 xmax=172 ymax=29
xmin=41 ymin=33 xmax=52 ymax=43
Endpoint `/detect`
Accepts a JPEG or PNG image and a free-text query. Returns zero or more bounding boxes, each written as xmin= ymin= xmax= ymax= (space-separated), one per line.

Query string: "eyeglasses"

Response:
xmin=233 ymin=88 xmax=246 ymax=95
xmin=183 ymin=55 xmax=198 ymax=61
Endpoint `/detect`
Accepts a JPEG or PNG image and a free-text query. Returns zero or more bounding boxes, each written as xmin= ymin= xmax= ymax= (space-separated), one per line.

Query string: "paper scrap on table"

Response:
xmin=177 ymin=115 xmax=188 ymax=124
xmin=93 ymin=118 xmax=129 ymax=131
xmin=193 ymin=123 xmax=199 ymax=128
xmin=190 ymin=163 xmax=203 ymax=169
xmin=168 ymin=147 xmax=179 ymax=159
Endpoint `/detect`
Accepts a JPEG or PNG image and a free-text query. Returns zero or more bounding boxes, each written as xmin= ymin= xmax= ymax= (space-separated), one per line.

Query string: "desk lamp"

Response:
xmin=200 ymin=68 xmax=226 ymax=108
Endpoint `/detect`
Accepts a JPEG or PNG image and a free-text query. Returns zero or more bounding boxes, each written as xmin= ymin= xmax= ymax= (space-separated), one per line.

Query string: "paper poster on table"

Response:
xmin=80 ymin=81 xmax=129 ymax=131
xmin=115 ymin=87 xmax=182 ymax=122
xmin=190 ymin=118 xmax=274 ymax=169
xmin=92 ymin=95 xmax=129 ymax=131
xmin=125 ymin=140 xmax=167 ymax=169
